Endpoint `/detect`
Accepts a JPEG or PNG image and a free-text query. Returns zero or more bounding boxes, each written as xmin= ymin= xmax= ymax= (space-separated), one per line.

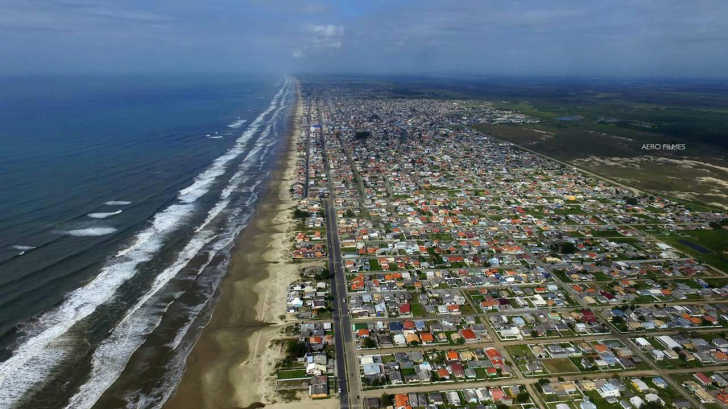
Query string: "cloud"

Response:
xmin=1 ymin=0 xmax=727 ymax=77
xmin=293 ymin=23 xmax=345 ymax=58
xmin=84 ymin=8 xmax=176 ymax=23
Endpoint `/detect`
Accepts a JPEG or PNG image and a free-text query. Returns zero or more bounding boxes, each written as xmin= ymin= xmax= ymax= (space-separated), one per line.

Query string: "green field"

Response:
xmin=542 ymin=358 xmax=580 ymax=374
xmin=659 ymin=228 xmax=728 ymax=273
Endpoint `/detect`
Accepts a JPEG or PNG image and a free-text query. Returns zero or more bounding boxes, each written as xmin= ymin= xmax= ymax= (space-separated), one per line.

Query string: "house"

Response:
xmin=364 ymin=397 xmax=381 ymax=409
xmin=420 ymin=332 xmax=435 ymax=344
xmin=309 ymin=376 xmax=328 ymax=398
xmin=652 ymin=377 xmax=668 ymax=389
xmin=631 ymin=379 xmax=649 ymax=393
xmin=694 ymin=372 xmax=712 ymax=386
xmin=598 ymin=383 xmax=620 ymax=398
xmin=645 ymin=393 xmax=664 ymax=406
xmin=461 ymin=329 xmax=478 ymax=343
xmin=306 ymin=362 xmax=327 ymax=375
xmin=463 ymin=389 xmax=478 ymax=404
xmin=580 ymin=398 xmax=598 ymax=409
xmin=427 ymin=392 xmax=444 ymax=405
xmin=489 ymin=388 xmax=505 ymax=402
xmin=630 ymin=396 xmax=644 ymax=408
xmin=363 ymin=363 xmax=381 ymax=376
xmin=446 ymin=391 xmax=461 ymax=406
xmin=394 ymin=394 xmax=409 ymax=409
xmin=450 ymin=363 xmax=465 ymax=378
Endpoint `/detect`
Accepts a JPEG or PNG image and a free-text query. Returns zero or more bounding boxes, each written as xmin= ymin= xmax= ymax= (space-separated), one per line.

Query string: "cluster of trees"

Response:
xmin=286 ymin=340 xmax=308 ymax=357
xmin=293 ymin=208 xmax=325 ymax=219
xmin=709 ymin=218 xmax=728 ymax=229
xmin=550 ymin=240 xmax=576 ymax=254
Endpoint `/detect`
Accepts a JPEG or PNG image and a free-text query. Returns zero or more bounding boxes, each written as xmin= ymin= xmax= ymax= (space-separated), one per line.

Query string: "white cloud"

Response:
xmin=294 ymin=23 xmax=345 ymax=58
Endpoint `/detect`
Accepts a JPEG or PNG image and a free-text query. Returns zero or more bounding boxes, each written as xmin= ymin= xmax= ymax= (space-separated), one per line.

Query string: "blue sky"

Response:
xmin=2 ymin=0 xmax=727 ymax=77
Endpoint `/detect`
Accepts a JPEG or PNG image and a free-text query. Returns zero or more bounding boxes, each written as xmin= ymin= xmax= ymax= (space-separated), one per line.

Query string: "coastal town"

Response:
xmin=267 ymin=81 xmax=728 ymax=409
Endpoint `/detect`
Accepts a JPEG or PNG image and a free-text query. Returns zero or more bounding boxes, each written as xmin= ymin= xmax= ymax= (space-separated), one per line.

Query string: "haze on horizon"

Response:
xmin=2 ymin=0 xmax=727 ymax=79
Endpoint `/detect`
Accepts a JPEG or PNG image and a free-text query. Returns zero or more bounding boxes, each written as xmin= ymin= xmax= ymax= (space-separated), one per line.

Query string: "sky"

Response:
xmin=1 ymin=0 xmax=727 ymax=78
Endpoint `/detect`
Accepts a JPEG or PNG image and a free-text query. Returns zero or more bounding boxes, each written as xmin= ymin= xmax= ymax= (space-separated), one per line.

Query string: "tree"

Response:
xmin=561 ymin=241 xmax=576 ymax=254
xmin=293 ymin=209 xmax=308 ymax=219
xmin=345 ymin=209 xmax=355 ymax=218
xmin=286 ymin=340 xmax=307 ymax=357
xmin=709 ymin=218 xmax=728 ymax=229
xmin=517 ymin=392 xmax=530 ymax=403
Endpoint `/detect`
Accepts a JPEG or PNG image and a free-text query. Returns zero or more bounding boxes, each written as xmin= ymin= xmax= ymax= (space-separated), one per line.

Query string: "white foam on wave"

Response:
xmin=63 ymin=133 xmax=281 ymax=409
xmin=13 ymin=245 xmax=36 ymax=251
xmin=135 ymin=92 xmax=285 ymax=408
xmin=0 ymin=78 xmax=292 ymax=408
xmin=104 ymin=201 xmax=132 ymax=206
xmin=64 ymin=82 xmax=292 ymax=409
xmin=87 ymin=210 xmax=122 ymax=219
xmin=207 ymin=136 xmax=223 ymax=139
xmin=64 ymin=227 xmax=119 ymax=237
xmin=178 ymin=80 xmax=288 ymax=204
xmin=226 ymin=119 xmax=247 ymax=128
xmin=146 ymin=193 xmax=262 ymax=409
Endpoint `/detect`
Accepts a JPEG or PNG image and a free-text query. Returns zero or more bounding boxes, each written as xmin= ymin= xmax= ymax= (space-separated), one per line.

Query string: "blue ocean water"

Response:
xmin=0 ymin=74 xmax=295 ymax=408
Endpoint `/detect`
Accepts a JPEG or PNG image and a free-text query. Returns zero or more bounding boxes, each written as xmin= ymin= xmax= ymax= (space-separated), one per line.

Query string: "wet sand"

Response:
xmin=164 ymin=81 xmax=305 ymax=409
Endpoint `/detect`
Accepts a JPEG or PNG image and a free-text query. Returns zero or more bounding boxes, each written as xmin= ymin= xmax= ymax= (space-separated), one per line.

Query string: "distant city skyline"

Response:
xmin=1 ymin=0 xmax=727 ymax=78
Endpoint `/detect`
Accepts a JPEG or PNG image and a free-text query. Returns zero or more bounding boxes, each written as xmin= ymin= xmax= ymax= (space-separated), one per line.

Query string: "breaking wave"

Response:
xmin=87 ymin=210 xmax=122 ymax=219
xmin=0 ymin=77 xmax=293 ymax=408
xmin=227 ymin=119 xmax=247 ymax=128
xmin=104 ymin=201 xmax=132 ymax=206
xmin=63 ymin=227 xmax=118 ymax=237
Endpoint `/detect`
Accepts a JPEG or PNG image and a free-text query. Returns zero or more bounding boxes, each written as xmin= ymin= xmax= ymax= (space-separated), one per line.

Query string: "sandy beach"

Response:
xmin=164 ymin=80 xmax=320 ymax=409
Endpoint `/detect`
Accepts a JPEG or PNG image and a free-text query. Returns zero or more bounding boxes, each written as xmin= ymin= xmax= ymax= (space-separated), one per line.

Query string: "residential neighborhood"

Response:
xmin=278 ymin=81 xmax=728 ymax=409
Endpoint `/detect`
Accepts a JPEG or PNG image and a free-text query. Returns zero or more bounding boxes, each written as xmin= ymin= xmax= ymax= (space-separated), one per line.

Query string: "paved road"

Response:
xmin=358 ymin=367 xmax=702 ymax=398
xmin=319 ymin=103 xmax=362 ymax=409
xmin=325 ymin=201 xmax=350 ymax=409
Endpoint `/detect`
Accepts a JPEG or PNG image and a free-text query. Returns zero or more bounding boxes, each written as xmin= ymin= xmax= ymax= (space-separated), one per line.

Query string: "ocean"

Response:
xmin=0 ymin=74 xmax=295 ymax=408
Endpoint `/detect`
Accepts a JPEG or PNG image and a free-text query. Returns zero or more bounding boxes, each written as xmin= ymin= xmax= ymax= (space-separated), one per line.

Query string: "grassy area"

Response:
xmin=410 ymin=301 xmax=427 ymax=317
xmin=659 ymin=229 xmax=728 ymax=273
xmin=506 ymin=344 xmax=533 ymax=359
xmin=473 ymin=124 xmax=728 ymax=210
xmin=277 ymin=369 xmax=307 ymax=380
xmin=542 ymin=358 xmax=580 ymax=374
xmin=587 ymin=228 xmax=622 ymax=238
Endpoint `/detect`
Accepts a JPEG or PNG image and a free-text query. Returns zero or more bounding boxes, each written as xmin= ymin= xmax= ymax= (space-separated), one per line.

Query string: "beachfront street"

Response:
xmin=320 ymin=101 xmax=363 ymax=409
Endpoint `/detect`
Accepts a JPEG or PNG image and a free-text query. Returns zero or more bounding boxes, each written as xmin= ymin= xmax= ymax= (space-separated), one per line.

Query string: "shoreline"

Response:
xmin=164 ymin=79 xmax=306 ymax=409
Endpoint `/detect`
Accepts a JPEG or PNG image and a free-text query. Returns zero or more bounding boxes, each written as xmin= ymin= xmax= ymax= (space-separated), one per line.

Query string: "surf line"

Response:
xmin=0 ymin=78 xmax=292 ymax=407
